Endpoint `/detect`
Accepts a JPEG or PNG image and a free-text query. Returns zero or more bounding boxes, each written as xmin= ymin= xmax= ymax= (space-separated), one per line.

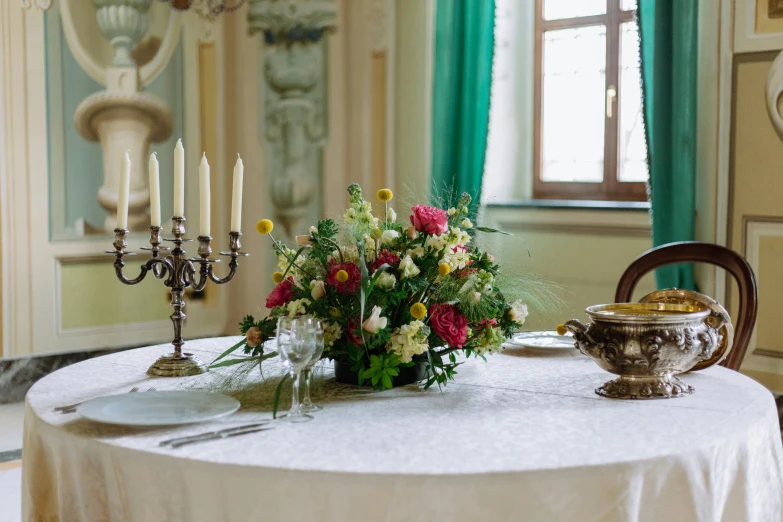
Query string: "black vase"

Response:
xmin=333 ymin=359 xmax=429 ymax=387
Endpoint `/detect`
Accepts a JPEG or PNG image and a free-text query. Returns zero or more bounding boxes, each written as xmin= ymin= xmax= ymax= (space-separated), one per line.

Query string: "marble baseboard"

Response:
xmin=0 ymin=348 xmax=133 ymax=404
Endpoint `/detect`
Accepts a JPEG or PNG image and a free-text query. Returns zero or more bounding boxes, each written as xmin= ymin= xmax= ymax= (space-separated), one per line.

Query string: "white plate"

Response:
xmin=506 ymin=331 xmax=575 ymax=349
xmin=77 ymin=391 xmax=240 ymax=427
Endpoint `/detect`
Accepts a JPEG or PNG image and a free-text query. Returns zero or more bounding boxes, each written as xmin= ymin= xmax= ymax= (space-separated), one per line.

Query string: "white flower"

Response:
xmin=295 ymin=235 xmax=312 ymax=246
xmin=398 ymin=254 xmax=421 ymax=279
xmin=309 ymin=225 xmax=318 ymax=235
xmin=407 ymin=246 xmax=426 ymax=259
xmin=344 ymin=207 xmax=357 ymax=224
xmin=286 ymin=298 xmax=311 ymax=316
xmin=381 ymin=229 xmax=400 ymax=246
xmin=375 ymin=271 xmax=397 ymax=290
xmin=447 ymin=207 xmax=457 ymax=216
xmin=486 ymin=254 xmax=495 ymax=264
xmin=508 ymin=300 xmax=529 ymax=324
xmin=386 ymin=320 xmax=430 ymax=363
xmin=386 ymin=207 xmax=397 ymax=222
xmin=425 ymin=233 xmax=448 ymax=252
xmin=443 ymin=247 xmax=471 ymax=270
xmin=472 ymin=291 xmax=482 ymax=304
xmin=362 ymin=306 xmax=388 ymax=334
xmin=323 ymin=321 xmax=342 ymax=350
xmin=461 ymin=218 xmax=473 ymax=229
xmin=310 ymin=280 xmax=326 ymax=300
xmin=448 ymin=227 xmax=471 ymax=248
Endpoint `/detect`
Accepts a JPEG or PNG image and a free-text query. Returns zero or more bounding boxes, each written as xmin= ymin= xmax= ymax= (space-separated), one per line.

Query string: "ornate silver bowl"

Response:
xmin=564 ymin=303 xmax=726 ymax=400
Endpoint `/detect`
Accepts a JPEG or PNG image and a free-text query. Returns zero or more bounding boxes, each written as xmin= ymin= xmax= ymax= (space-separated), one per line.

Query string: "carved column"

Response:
xmin=247 ymin=0 xmax=337 ymax=236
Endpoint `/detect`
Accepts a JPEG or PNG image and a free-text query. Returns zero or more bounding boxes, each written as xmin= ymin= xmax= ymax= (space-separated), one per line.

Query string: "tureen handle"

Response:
xmin=562 ymin=319 xmax=600 ymax=352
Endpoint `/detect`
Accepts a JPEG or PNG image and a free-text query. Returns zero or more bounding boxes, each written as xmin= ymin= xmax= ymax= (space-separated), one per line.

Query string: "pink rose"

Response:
xmin=265 ymin=277 xmax=294 ymax=308
xmin=410 ymin=205 xmax=449 ymax=235
xmin=429 ymin=303 xmax=468 ymax=348
xmin=246 ymin=327 xmax=263 ymax=348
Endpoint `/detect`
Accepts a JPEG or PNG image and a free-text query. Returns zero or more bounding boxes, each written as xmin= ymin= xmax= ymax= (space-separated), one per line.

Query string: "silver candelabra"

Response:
xmin=108 ymin=217 xmax=248 ymax=376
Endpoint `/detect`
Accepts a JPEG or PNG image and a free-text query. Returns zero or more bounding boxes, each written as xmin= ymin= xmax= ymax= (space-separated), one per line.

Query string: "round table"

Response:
xmin=23 ymin=337 xmax=783 ymax=522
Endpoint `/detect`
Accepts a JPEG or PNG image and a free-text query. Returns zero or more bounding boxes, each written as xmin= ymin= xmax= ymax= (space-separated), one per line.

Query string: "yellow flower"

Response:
xmin=329 ymin=307 xmax=342 ymax=318
xmin=256 ymin=219 xmax=274 ymax=235
xmin=370 ymin=227 xmax=383 ymax=240
xmin=556 ymin=324 xmax=568 ymax=336
xmin=377 ymin=188 xmax=393 ymax=202
xmin=336 ymin=269 xmax=349 ymax=283
xmin=438 ymin=263 xmax=451 ymax=276
xmin=410 ymin=302 xmax=427 ymax=320
xmin=272 ymin=271 xmax=284 ymax=284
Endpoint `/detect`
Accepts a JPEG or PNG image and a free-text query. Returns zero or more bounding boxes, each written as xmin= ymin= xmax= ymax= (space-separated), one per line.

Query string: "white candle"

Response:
xmin=174 ymin=139 xmax=185 ymax=217
xmin=199 ymin=152 xmax=210 ymax=237
xmin=230 ymin=154 xmax=244 ymax=232
xmin=117 ymin=150 xmax=131 ymax=230
xmin=148 ymin=152 xmax=161 ymax=227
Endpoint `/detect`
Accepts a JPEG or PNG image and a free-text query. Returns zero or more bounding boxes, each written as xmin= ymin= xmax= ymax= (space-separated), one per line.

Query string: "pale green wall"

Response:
xmin=60 ymin=261 xmax=171 ymax=328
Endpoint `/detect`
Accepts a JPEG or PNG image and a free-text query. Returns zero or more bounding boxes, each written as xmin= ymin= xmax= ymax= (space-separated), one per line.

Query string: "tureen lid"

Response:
xmin=585 ymin=302 xmax=710 ymax=323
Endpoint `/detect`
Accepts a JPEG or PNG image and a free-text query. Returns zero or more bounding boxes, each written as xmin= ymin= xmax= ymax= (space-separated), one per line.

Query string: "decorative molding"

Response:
xmin=20 ymin=0 xmax=53 ymax=10
xmin=247 ymin=0 xmax=337 ymax=236
xmin=766 ymin=49 xmax=783 ymax=140
xmin=741 ymin=215 xmax=783 ymax=373
xmin=59 ymin=0 xmax=183 ymax=87
xmin=770 ymin=0 xmax=783 ymax=18
xmin=735 ymin=0 xmax=783 ymax=53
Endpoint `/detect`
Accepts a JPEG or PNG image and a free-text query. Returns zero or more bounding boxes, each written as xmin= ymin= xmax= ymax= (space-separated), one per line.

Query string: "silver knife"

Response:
xmin=168 ymin=426 xmax=274 ymax=449
xmin=160 ymin=422 xmax=271 ymax=447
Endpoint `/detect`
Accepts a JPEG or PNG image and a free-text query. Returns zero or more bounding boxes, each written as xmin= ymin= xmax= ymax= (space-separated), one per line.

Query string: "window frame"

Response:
xmin=533 ymin=0 xmax=646 ymax=202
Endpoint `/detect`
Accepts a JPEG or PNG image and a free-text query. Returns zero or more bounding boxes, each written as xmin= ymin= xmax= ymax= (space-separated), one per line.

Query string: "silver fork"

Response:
xmin=57 ymin=386 xmax=156 ymax=414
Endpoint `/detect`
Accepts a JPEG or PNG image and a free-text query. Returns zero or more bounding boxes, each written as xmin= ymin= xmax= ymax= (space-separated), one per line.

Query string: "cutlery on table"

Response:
xmin=167 ymin=426 xmax=274 ymax=449
xmin=57 ymin=387 xmax=157 ymax=414
xmin=159 ymin=421 xmax=272 ymax=447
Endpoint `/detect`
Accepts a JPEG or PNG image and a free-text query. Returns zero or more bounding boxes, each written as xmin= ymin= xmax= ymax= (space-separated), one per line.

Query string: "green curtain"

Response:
xmin=639 ymin=0 xmax=698 ymax=290
xmin=430 ymin=0 xmax=495 ymax=203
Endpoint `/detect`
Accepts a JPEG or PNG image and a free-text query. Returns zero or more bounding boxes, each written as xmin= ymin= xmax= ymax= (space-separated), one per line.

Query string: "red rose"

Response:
xmin=346 ymin=318 xmax=363 ymax=346
xmin=410 ymin=204 xmax=449 ymax=235
xmin=429 ymin=303 xmax=468 ymax=348
xmin=371 ymin=249 xmax=400 ymax=272
xmin=265 ymin=277 xmax=294 ymax=308
xmin=327 ymin=263 xmax=362 ymax=294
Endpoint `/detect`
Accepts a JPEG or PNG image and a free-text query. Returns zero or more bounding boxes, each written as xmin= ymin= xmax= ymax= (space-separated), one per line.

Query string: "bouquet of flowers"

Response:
xmin=213 ymin=184 xmax=529 ymax=390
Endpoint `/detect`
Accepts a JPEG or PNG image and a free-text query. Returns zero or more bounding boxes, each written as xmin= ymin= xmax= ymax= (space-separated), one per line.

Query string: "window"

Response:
xmin=533 ymin=0 xmax=647 ymax=201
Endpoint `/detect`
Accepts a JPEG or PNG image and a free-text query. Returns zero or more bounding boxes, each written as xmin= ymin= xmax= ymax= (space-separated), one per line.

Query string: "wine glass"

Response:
xmin=301 ymin=319 xmax=325 ymax=413
xmin=277 ymin=317 xmax=316 ymax=423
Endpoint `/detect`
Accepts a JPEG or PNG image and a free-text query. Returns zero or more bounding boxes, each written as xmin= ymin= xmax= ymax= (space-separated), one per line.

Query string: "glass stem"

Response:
xmin=290 ymin=370 xmax=302 ymax=416
xmin=302 ymin=368 xmax=313 ymax=407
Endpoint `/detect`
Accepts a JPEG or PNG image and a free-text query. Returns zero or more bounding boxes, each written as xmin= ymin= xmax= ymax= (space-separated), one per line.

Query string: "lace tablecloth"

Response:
xmin=22 ymin=337 xmax=783 ymax=522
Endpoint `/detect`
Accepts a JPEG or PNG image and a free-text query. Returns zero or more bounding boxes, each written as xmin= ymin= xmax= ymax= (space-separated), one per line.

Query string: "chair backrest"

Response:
xmin=614 ymin=241 xmax=758 ymax=371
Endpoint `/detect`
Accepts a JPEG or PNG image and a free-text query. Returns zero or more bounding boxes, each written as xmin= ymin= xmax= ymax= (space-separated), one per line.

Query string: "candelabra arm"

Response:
xmin=114 ymin=256 xmax=173 ymax=285
xmin=210 ymin=231 xmax=248 ymax=284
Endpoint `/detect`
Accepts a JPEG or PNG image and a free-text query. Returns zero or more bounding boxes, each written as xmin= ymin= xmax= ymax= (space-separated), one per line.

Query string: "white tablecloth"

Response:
xmin=22 ymin=336 xmax=783 ymax=522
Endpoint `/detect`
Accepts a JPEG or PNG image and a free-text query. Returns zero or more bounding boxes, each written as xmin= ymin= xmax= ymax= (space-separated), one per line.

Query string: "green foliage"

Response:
xmin=362 ymin=352 xmax=402 ymax=390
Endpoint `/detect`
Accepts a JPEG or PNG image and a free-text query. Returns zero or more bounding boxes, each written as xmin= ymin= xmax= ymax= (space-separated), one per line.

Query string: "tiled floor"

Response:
xmin=0 ymin=402 xmax=24 ymax=522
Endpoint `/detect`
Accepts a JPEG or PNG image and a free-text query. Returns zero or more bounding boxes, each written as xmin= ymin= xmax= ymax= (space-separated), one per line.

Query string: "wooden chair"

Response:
xmin=615 ymin=241 xmax=758 ymax=371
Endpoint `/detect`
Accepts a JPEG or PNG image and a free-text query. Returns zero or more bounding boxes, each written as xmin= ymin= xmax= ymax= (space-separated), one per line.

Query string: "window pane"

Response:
xmin=544 ymin=0 xmax=606 ymax=20
xmin=620 ymin=0 xmax=637 ymax=11
xmin=541 ymin=25 xmax=606 ymax=183
xmin=618 ymin=21 xmax=647 ymax=183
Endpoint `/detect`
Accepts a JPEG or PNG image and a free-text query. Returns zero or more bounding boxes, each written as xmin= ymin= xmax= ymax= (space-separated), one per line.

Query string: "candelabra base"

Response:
xmin=147 ymin=353 xmax=207 ymax=377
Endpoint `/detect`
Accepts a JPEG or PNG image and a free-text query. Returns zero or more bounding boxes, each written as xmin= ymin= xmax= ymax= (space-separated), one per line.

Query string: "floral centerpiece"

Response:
xmin=213 ymin=184 xmax=529 ymax=391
